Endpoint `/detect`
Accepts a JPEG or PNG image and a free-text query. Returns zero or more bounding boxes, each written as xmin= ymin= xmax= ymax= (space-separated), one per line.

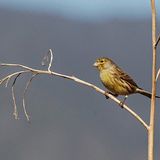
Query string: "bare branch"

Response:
xmin=41 ymin=49 xmax=53 ymax=72
xmin=12 ymin=86 xmax=18 ymax=120
xmin=50 ymin=73 xmax=149 ymax=130
xmin=0 ymin=63 xmax=37 ymax=72
xmin=11 ymin=73 xmax=22 ymax=120
xmin=0 ymin=70 xmax=29 ymax=86
xmin=48 ymin=49 xmax=53 ymax=72
xmin=0 ymin=62 xmax=149 ymax=129
xmin=22 ymin=73 xmax=38 ymax=121
xmin=156 ymin=68 xmax=160 ymax=81
xmin=5 ymin=76 xmax=11 ymax=87
xmin=155 ymin=34 xmax=160 ymax=48
xmin=149 ymin=0 xmax=157 ymax=159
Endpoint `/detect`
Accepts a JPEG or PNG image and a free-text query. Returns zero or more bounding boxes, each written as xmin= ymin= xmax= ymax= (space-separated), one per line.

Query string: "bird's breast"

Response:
xmin=99 ymin=70 xmax=133 ymax=95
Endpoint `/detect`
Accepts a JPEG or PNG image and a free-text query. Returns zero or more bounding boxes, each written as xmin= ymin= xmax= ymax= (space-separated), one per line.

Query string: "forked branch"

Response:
xmin=155 ymin=34 xmax=160 ymax=48
xmin=0 ymin=50 xmax=149 ymax=129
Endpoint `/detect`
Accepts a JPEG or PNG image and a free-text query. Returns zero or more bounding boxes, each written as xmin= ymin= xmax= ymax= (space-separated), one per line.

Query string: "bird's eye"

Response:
xmin=100 ymin=60 xmax=104 ymax=63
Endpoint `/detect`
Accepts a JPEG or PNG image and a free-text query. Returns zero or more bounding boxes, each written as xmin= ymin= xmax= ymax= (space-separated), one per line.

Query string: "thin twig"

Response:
xmin=0 ymin=63 xmax=37 ymax=72
xmin=12 ymin=87 xmax=18 ymax=120
xmin=156 ymin=68 xmax=160 ymax=81
xmin=41 ymin=49 xmax=53 ymax=72
xmin=22 ymin=73 xmax=38 ymax=121
xmin=51 ymin=73 xmax=149 ymax=130
xmin=155 ymin=34 xmax=160 ymax=48
xmin=5 ymin=76 xmax=11 ymax=87
xmin=48 ymin=49 xmax=53 ymax=72
xmin=0 ymin=70 xmax=29 ymax=86
xmin=0 ymin=62 xmax=149 ymax=129
xmin=0 ymin=70 xmax=29 ymax=120
xmin=11 ymin=73 xmax=22 ymax=120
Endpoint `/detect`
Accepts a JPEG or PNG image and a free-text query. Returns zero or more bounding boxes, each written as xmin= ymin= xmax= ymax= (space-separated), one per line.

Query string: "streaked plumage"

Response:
xmin=93 ymin=57 xmax=159 ymax=98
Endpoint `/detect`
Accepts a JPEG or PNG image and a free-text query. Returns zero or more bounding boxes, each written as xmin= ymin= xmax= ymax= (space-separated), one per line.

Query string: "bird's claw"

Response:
xmin=105 ymin=95 xmax=109 ymax=99
xmin=105 ymin=91 xmax=118 ymax=100
xmin=119 ymin=101 xmax=124 ymax=108
xmin=119 ymin=95 xmax=128 ymax=108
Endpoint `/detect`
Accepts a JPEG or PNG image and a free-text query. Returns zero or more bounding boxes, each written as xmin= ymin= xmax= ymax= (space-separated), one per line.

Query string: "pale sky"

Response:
xmin=0 ymin=0 xmax=157 ymax=21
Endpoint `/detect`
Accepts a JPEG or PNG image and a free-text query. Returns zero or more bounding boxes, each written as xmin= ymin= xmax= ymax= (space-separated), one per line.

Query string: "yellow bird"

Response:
xmin=93 ymin=57 xmax=160 ymax=99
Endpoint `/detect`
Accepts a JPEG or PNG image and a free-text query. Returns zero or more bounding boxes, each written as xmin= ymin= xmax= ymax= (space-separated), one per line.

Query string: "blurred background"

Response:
xmin=0 ymin=0 xmax=160 ymax=160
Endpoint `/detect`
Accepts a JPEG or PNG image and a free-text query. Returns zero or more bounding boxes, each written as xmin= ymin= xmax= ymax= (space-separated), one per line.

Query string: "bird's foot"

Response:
xmin=119 ymin=95 xmax=128 ymax=108
xmin=105 ymin=91 xmax=118 ymax=99
xmin=119 ymin=101 xmax=124 ymax=108
xmin=105 ymin=95 xmax=109 ymax=99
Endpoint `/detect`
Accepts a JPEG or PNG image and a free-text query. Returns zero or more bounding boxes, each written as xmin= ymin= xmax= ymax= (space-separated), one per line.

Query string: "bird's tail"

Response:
xmin=136 ymin=88 xmax=160 ymax=98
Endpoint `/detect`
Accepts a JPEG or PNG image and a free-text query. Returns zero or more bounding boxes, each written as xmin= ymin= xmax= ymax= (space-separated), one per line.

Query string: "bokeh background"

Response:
xmin=0 ymin=0 xmax=160 ymax=160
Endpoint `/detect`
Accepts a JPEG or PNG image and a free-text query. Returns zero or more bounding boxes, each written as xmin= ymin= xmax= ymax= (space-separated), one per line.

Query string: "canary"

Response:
xmin=93 ymin=57 xmax=160 ymax=99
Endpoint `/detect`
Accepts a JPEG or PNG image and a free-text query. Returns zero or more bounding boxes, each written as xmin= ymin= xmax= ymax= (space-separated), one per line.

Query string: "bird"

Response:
xmin=93 ymin=57 xmax=160 ymax=101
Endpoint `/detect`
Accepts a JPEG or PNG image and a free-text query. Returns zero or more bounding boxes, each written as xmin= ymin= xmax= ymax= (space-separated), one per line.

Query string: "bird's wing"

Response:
xmin=115 ymin=67 xmax=139 ymax=88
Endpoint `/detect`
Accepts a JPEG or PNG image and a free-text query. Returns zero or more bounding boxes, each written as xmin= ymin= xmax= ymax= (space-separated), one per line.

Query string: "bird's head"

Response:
xmin=93 ymin=57 xmax=114 ymax=71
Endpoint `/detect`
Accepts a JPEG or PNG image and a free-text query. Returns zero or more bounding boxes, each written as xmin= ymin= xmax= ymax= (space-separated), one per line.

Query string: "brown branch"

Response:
xmin=149 ymin=0 xmax=157 ymax=160
xmin=0 ymin=62 xmax=149 ymax=130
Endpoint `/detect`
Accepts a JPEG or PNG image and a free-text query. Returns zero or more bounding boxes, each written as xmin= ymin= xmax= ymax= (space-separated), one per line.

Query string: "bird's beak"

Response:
xmin=93 ymin=62 xmax=98 ymax=67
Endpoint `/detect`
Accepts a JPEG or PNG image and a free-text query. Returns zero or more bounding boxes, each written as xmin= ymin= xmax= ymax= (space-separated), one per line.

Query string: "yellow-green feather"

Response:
xmin=100 ymin=69 xmax=131 ymax=95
